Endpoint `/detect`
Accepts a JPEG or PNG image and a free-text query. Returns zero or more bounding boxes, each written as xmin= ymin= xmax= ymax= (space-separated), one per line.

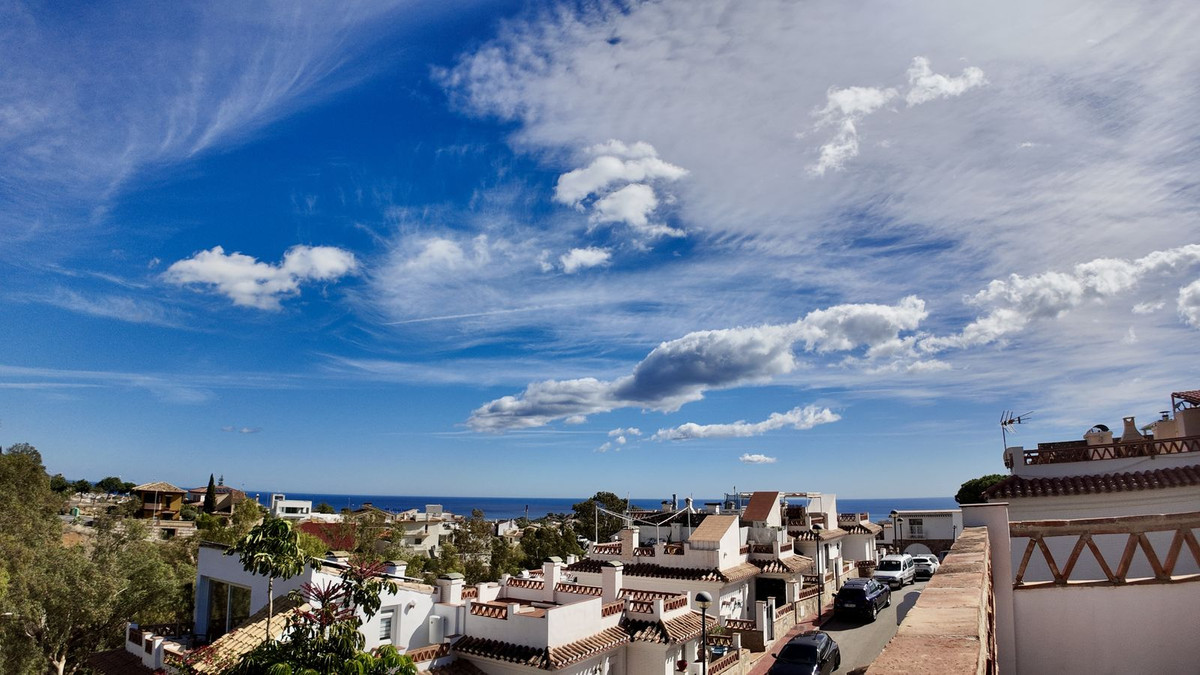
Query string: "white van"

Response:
xmin=873 ymin=554 xmax=916 ymax=589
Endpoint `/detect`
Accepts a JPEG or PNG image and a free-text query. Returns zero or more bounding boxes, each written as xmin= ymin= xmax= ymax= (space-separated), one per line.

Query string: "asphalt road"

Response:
xmin=818 ymin=579 xmax=926 ymax=673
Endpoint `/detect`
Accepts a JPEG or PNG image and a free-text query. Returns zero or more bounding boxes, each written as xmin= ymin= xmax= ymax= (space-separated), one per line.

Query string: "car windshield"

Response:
xmin=777 ymin=643 xmax=819 ymax=663
xmin=878 ymin=560 xmax=902 ymax=571
xmin=838 ymin=588 xmax=866 ymax=599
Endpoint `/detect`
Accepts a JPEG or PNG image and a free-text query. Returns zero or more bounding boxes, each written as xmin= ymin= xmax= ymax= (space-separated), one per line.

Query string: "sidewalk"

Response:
xmin=744 ymin=601 xmax=831 ymax=675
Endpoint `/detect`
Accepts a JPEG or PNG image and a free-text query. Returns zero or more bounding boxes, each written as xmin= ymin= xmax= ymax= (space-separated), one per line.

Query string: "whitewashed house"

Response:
xmin=888 ymin=509 xmax=963 ymax=558
xmin=268 ymin=493 xmax=313 ymax=520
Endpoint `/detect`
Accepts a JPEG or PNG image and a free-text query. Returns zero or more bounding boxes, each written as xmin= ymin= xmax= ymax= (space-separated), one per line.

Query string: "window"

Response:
xmin=205 ymin=579 xmax=251 ymax=641
xmin=909 ymin=518 xmax=924 ymax=538
xmin=379 ymin=612 xmax=393 ymax=642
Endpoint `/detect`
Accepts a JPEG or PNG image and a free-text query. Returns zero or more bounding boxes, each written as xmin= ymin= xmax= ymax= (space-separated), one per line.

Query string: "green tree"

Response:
xmin=572 ymin=491 xmax=629 ymax=543
xmin=955 ymin=474 xmax=1008 ymax=505
xmin=202 ymin=560 xmax=416 ymax=675
xmin=70 ymin=478 xmax=92 ymax=494
xmin=226 ymin=518 xmax=318 ymax=642
xmin=490 ymin=536 xmax=522 ymax=579
xmin=203 ymin=474 xmax=217 ymax=515
xmin=0 ymin=449 xmax=188 ymax=675
xmin=49 ymin=473 xmax=70 ymax=494
xmin=297 ymin=531 xmax=329 ymax=560
xmin=519 ymin=522 xmax=583 ymax=569
xmin=454 ymin=509 xmax=494 ymax=584
xmin=315 ymin=501 xmax=335 ymax=514
xmin=94 ymin=476 xmax=126 ymax=494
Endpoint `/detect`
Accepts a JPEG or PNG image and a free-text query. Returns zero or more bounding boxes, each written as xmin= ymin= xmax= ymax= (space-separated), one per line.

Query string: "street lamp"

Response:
xmin=696 ymin=591 xmax=713 ymax=674
xmin=894 ymin=516 xmax=904 ymax=554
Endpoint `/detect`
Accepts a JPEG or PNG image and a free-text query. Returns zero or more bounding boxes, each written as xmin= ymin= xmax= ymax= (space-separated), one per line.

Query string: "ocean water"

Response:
xmin=251 ymin=492 xmax=956 ymax=523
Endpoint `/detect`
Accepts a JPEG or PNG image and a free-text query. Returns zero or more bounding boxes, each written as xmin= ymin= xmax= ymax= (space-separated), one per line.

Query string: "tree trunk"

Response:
xmin=266 ymin=576 xmax=274 ymax=643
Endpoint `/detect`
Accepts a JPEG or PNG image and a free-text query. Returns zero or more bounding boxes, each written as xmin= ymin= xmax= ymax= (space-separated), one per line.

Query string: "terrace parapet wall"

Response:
xmin=867 ymin=526 xmax=997 ymax=675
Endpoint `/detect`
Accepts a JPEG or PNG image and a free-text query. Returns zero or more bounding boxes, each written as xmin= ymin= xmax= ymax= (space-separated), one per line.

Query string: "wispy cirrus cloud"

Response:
xmin=0 ymin=3 xmax=412 ymax=256
xmin=221 ymin=426 xmax=262 ymax=434
xmin=652 ymin=405 xmax=840 ymax=441
xmin=164 ymin=245 xmax=358 ymax=310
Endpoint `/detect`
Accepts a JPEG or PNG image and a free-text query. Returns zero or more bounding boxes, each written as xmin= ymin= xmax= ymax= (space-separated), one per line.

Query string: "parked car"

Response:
xmin=873 ymin=553 xmax=915 ymax=589
xmin=768 ymin=631 xmax=842 ymax=675
xmin=834 ymin=577 xmax=891 ymax=621
xmin=913 ymin=553 xmax=940 ymax=579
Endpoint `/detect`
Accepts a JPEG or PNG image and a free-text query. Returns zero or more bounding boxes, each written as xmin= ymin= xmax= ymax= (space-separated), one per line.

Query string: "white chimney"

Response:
xmin=601 ymin=561 xmax=624 ymax=603
xmin=542 ymin=557 xmax=563 ymax=602
xmin=436 ymin=573 xmax=464 ymax=605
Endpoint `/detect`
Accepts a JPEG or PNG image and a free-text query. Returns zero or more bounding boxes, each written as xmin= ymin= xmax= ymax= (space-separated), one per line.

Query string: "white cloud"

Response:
xmin=608 ymin=427 xmax=641 ymax=437
xmin=1132 ymin=301 xmax=1164 ymax=315
xmin=652 ymin=404 xmax=840 ymax=441
xmin=1179 ymin=279 xmax=1200 ymax=328
xmin=221 ymin=426 xmax=262 ymax=434
xmin=739 ymin=453 xmax=777 ymax=464
xmin=904 ymin=56 xmax=987 ymax=106
xmin=552 ymin=141 xmax=688 ymax=237
xmin=810 ymin=57 xmax=986 ymax=174
xmin=560 ymin=247 xmax=612 ymax=274
xmin=922 ymin=245 xmax=1200 ymax=351
xmin=468 ymin=297 xmax=924 ymax=431
xmin=164 ymin=245 xmax=357 ymax=310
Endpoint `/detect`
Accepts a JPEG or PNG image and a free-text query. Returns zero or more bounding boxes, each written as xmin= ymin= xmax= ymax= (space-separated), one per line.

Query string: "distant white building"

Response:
xmin=887 ymin=509 xmax=963 ymax=558
xmin=268 ymin=493 xmax=312 ymax=520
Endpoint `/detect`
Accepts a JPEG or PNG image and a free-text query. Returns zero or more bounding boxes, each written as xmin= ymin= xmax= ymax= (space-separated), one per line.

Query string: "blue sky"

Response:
xmin=3 ymin=0 xmax=1199 ymax=500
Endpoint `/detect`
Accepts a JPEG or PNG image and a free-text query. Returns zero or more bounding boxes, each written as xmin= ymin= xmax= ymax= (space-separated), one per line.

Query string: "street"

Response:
xmin=819 ymin=580 xmax=926 ymax=672
xmin=751 ymin=580 xmax=926 ymax=674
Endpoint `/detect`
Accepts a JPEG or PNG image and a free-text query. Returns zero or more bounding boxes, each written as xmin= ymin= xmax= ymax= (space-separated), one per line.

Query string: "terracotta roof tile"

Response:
xmin=183 ymin=596 xmax=308 ymax=674
xmin=689 ymin=515 xmax=738 ymax=543
xmin=842 ymin=521 xmax=882 ymax=535
xmin=565 ymin=560 xmax=759 ymax=583
xmin=791 ymin=527 xmax=847 ymax=541
xmin=623 ymin=611 xmax=716 ymax=644
xmin=985 ymin=466 xmax=1200 ymax=499
xmin=132 ymin=481 xmax=185 ymax=493
xmin=427 ymin=659 xmax=488 ymax=674
xmin=752 ymin=555 xmax=814 ymax=574
xmin=742 ymin=491 xmax=781 ymax=522
xmin=453 ymin=626 xmax=628 ymax=670
xmin=1173 ymin=390 xmax=1200 ymax=405
xmin=88 ymin=648 xmax=155 ymax=675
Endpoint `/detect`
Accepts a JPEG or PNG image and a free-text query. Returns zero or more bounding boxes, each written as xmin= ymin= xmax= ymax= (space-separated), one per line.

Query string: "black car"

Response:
xmin=834 ymin=577 xmax=891 ymax=622
xmin=767 ymin=631 xmax=841 ymax=675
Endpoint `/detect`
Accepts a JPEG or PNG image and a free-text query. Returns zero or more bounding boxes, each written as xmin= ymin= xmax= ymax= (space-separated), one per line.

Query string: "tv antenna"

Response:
xmin=1000 ymin=410 xmax=1033 ymax=449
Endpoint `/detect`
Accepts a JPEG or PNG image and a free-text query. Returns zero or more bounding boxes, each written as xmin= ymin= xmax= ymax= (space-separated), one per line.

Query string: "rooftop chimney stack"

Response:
xmin=601 ymin=561 xmax=624 ymax=603
xmin=1120 ymin=416 xmax=1144 ymax=442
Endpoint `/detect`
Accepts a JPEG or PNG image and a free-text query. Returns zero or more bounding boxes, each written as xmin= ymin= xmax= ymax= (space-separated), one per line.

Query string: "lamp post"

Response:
xmin=696 ymin=591 xmax=713 ymax=674
xmin=812 ymin=523 xmax=825 ymax=624
xmin=895 ymin=516 xmax=904 ymax=554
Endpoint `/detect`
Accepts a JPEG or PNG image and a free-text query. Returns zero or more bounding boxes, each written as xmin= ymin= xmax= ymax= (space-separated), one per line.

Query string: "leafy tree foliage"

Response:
xmin=489 ymin=536 xmax=522 ymax=579
xmin=0 ymin=445 xmax=189 ymax=675
xmin=519 ymin=522 xmax=583 ymax=569
xmin=454 ymin=509 xmax=494 ymax=584
xmin=70 ymin=479 xmax=92 ymax=494
xmin=49 ymin=473 xmax=70 ymax=494
xmin=227 ymin=518 xmax=318 ymax=642
xmin=201 ymin=560 xmax=417 ymax=675
xmin=572 ymin=491 xmax=630 ymax=543
xmin=955 ymin=474 xmax=1008 ymax=505
xmin=94 ymin=476 xmax=127 ymax=494
xmin=315 ymin=501 xmax=335 ymax=514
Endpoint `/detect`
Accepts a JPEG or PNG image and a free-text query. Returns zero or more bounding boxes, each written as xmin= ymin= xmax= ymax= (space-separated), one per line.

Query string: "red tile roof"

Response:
xmin=623 ymin=610 xmax=716 ymax=644
xmin=752 ymin=556 xmax=814 ymax=574
xmin=742 ymin=491 xmax=781 ymax=522
xmin=791 ymin=527 xmax=847 ymax=541
xmin=841 ymin=521 xmax=883 ymax=535
xmin=453 ymin=626 xmax=629 ymax=670
xmin=298 ymin=521 xmax=356 ymax=550
xmin=132 ymin=481 xmax=185 ymax=493
xmin=88 ymin=648 xmax=155 ymax=675
xmin=1173 ymin=390 xmax=1200 ymax=406
xmin=985 ymin=466 xmax=1200 ymax=499
xmin=689 ymin=515 xmax=738 ymax=543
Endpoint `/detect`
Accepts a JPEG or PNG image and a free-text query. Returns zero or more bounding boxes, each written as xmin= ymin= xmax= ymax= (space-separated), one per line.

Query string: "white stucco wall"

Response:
xmin=1013 ymin=582 xmax=1200 ymax=675
xmin=1005 ymin=488 xmax=1200 ymax=521
xmin=194 ymin=545 xmax=315 ymax=637
xmin=358 ymin=582 xmax=437 ymax=652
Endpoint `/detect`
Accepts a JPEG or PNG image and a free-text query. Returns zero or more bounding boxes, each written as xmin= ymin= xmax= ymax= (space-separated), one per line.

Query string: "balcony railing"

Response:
xmin=1010 ymin=510 xmax=1200 ymax=587
xmin=1019 ymin=434 xmax=1200 ymax=466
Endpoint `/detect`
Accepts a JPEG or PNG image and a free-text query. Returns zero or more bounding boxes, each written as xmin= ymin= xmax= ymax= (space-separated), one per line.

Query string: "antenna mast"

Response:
xmin=1000 ymin=410 xmax=1034 ymax=449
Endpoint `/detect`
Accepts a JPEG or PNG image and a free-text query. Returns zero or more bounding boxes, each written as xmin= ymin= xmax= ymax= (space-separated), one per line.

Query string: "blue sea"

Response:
xmin=250 ymin=492 xmax=955 ymax=524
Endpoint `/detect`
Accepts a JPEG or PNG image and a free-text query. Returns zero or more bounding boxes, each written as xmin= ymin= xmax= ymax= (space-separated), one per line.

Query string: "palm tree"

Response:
xmin=226 ymin=517 xmax=318 ymax=641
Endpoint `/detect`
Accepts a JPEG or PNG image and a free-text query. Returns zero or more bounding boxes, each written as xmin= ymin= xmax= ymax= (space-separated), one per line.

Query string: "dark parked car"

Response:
xmin=834 ymin=577 xmax=891 ymax=621
xmin=767 ymin=631 xmax=841 ymax=675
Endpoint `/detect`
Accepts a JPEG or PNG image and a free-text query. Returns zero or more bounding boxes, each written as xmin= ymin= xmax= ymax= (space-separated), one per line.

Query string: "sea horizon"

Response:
xmin=250 ymin=491 xmax=957 ymax=524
